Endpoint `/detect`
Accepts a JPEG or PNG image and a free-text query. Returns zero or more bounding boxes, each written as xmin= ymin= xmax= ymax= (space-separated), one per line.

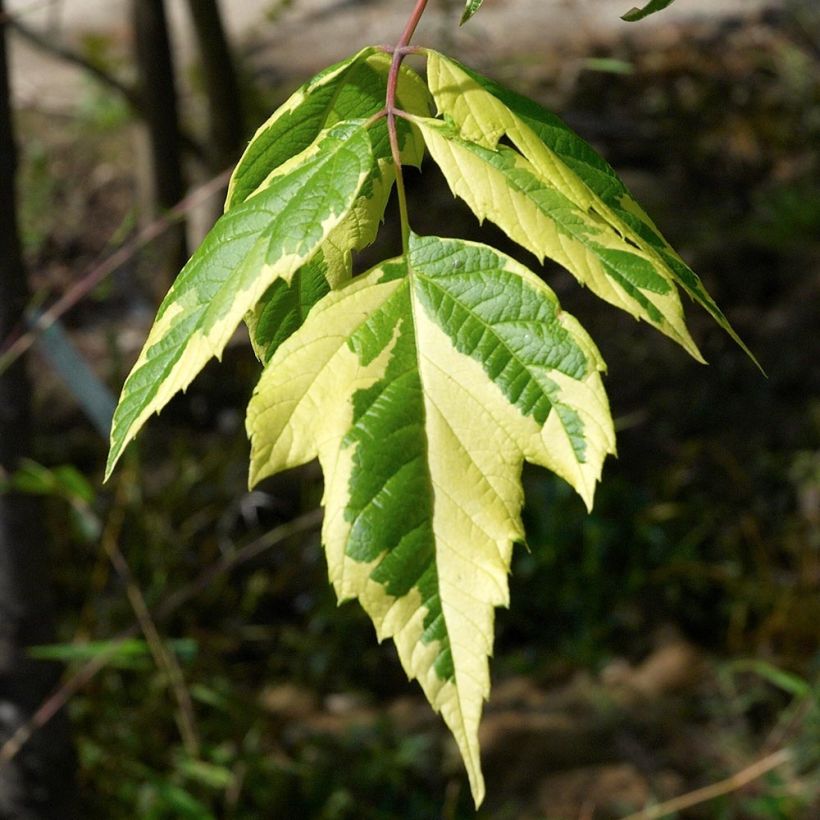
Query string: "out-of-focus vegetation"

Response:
xmin=3 ymin=1 xmax=818 ymax=817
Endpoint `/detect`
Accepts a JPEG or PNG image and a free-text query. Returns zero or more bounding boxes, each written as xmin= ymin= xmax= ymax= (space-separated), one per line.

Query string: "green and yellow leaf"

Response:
xmin=106 ymin=121 xmax=375 ymax=478
xmin=229 ymin=48 xmax=366 ymax=207
xmin=241 ymin=51 xmax=431 ymax=362
xmin=423 ymin=51 xmax=757 ymax=364
xmin=414 ymin=113 xmax=700 ymax=358
xmin=246 ymin=233 xmax=615 ymax=805
xmin=228 ymin=49 xmax=429 ymax=208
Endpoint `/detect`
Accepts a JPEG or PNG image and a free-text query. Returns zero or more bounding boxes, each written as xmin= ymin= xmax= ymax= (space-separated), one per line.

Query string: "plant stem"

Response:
xmin=397 ymin=0 xmax=430 ymax=52
xmin=620 ymin=747 xmax=792 ymax=820
xmin=0 ymin=509 xmax=323 ymax=768
xmin=386 ymin=0 xmax=429 ymax=255
xmin=101 ymin=471 xmax=200 ymax=757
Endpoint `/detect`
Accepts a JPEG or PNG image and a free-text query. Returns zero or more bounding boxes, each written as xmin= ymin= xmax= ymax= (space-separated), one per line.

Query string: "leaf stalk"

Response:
xmin=386 ymin=0 xmax=429 ymax=254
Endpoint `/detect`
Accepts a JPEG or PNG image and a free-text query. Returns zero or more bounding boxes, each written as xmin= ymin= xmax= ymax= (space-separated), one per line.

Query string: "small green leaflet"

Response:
xmin=247 ymin=234 xmax=615 ymax=804
xmin=106 ymin=121 xmax=375 ymax=477
xmin=461 ymin=0 xmax=484 ymax=25
xmin=622 ymin=0 xmax=677 ymax=22
xmin=464 ymin=0 xmax=676 ymax=26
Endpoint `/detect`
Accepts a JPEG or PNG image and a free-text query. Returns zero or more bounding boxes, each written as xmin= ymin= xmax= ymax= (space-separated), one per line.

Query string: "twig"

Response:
xmin=101 ymin=472 xmax=200 ymax=757
xmin=153 ymin=508 xmax=324 ymax=622
xmin=620 ymin=747 xmax=793 ymax=820
xmin=0 ymin=0 xmax=57 ymax=24
xmin=5 ymin=14 xmax=205 ymax=158
xmin=7 ymin=15 xmax=140 ymax=107
xmin=0 ymin=508 xmax=323 ymax=768
xmin=0 ymin=168 xmax=232 ymax=375
xmin=763 ymin=697 xmax=814 ymax=754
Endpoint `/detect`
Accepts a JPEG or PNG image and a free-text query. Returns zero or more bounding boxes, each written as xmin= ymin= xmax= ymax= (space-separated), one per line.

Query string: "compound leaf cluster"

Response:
xmin=107 ymin=40 xmax=748 ymax=807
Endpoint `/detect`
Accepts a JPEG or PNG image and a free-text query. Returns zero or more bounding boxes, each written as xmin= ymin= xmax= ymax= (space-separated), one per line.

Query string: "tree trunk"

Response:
xmin=0 ymin=3 xmax=77 ymax=816
xmin=132 ymin=0 xmax=188 ymax=286
xmin=186 ymin=0 xmax=245 ymax=171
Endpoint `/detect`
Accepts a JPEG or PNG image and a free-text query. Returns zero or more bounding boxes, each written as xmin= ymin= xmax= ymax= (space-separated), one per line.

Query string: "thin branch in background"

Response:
xmin=0 ymin=0 xmax=58 ymax=24
xmin=0 ymin=508 xmax=323 ymax=768
xmin=5 ymin=12 xmax=205 ymax=159
xmin=101 ymin=471 xmax=200 ymax=757
xmin=763 ymin=696 xmax=815 ymax=754
xmin=7 ymin=14 xmax=140 ymax=108
xmin=0 ymin=168 xmax=232 ymax=376
xmin=620 ymin=747 xmax=793 ymax=820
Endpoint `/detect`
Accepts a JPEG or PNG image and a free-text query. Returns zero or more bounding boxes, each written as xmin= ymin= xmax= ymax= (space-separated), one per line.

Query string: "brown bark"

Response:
xmin=0 ymin=2 xmax=76 ymax=815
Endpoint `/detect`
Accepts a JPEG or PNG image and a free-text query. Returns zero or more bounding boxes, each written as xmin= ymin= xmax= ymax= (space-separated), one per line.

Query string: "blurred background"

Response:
xmin=0 ymin=0 xmax=818 ymax=817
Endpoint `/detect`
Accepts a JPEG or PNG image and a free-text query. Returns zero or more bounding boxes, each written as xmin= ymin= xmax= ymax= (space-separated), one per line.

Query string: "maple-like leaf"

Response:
xmin=247 ymin=233 xmax=615 ymax=803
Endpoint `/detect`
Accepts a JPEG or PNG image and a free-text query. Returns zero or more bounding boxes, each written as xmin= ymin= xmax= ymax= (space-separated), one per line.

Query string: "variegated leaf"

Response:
xmin=241 ymin=52 xmax=431 ymax=362
xmin=414 ymin=114 xmax=701 ymax=358
xmin=226 ymin=47 xmax=373 ymax=209
xmin=423 ymin=51 xmax=757 ymax=365
xmin=105 ymin=121 xmax=375 ymax=478
xmin=246 ymin=233 xmax=615 ymax=805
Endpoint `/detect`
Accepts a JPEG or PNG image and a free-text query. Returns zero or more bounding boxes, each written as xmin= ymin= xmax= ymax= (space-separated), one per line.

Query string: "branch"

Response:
xmin=620 ymin=747 xmax=793 ymax=820
xmin=0 ymin=508 xmax=324 ymax=768
xmin=6 ymin=15 xmax=205 ymax=159
xmin=8 ymin=15 xmax=141 ymax=108
xmin=0 ymin=168 xmax=233 ymax=376
xmin=101 ymin=473 xmax=200 ymax=756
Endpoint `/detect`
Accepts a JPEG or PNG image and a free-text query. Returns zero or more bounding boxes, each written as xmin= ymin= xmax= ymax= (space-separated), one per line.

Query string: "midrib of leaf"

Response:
xmin=405 ymin=242 xmax=461 ymax=698
xmin=400 ymin=251 xmax=518 ymax=800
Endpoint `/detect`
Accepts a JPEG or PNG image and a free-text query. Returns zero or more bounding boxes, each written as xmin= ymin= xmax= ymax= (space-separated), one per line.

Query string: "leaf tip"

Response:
xmin=460 ymin=0 xmax=482 ymax=25
xmin=471 ymin=781 xmax=486 ymax=809
xmin=103 ymin=444 xmax=122 ymax=484
xmin=740 ymin=341 xmax=766 ymax=377
xmin=620 ymin=0 xmax=676 ymax=22
xmin=461 ymin=754 xmax=486 ymax=809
